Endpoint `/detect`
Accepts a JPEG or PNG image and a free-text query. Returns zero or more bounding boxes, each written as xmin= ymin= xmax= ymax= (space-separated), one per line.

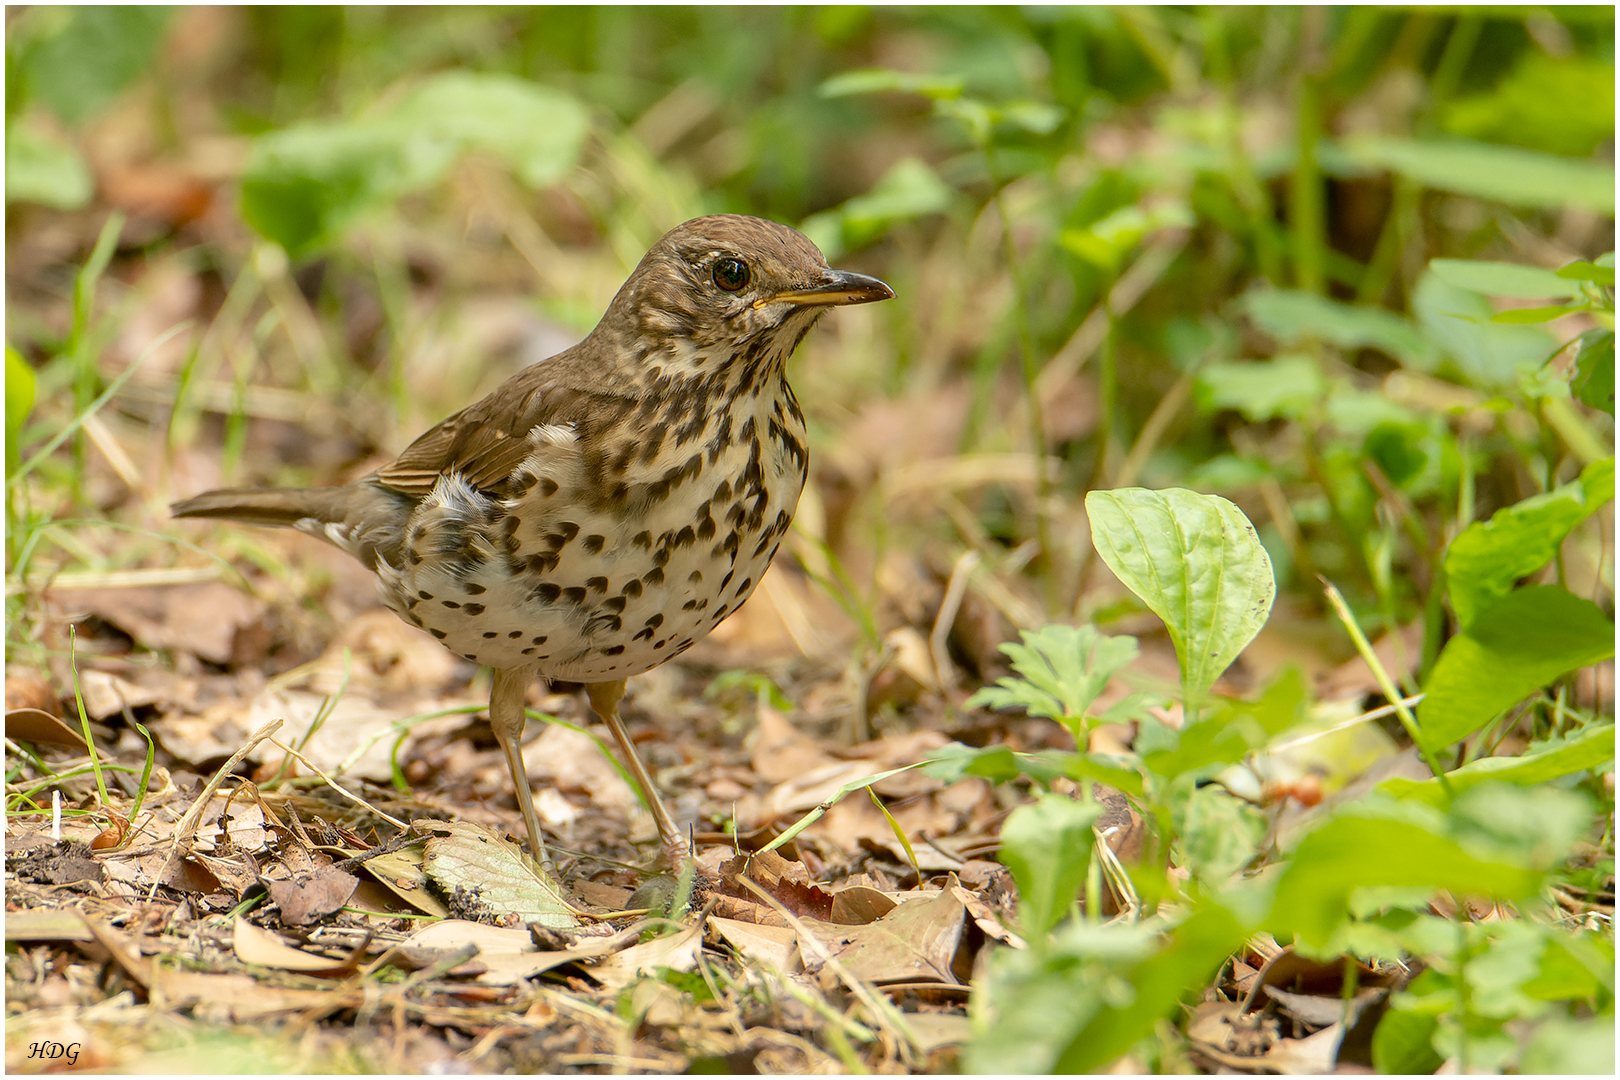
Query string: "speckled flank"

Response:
xmin=373 ymin=319 xmax=812 ymax=683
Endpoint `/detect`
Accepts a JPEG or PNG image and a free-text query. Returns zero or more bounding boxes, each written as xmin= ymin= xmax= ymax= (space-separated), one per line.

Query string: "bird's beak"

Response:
xmin=757 ymin=269 xmax=895 ymax=309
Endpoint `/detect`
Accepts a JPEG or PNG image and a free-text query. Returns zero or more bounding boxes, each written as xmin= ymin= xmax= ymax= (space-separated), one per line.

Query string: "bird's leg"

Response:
xmin=586 ymin=679 xmax=689 ymax=870
xmin=490 ymin=666 xmax=549 ymax=868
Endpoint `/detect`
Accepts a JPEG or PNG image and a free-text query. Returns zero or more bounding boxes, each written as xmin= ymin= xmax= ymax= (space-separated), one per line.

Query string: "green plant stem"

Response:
xmin=67 ymin=627 xmax=110 ymax=809
xmin=1290 ymin=10 xmax=1326 ymax=295
xmin=986 ymin=166 xmax=1056 ymax=612
xmin=1321 ymin=580 xmax=1454 ymax=793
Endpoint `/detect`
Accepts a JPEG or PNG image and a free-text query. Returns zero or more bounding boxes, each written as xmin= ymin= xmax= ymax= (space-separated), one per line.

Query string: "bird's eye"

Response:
xmin=712 ymin=257 xmax=750 ymax=292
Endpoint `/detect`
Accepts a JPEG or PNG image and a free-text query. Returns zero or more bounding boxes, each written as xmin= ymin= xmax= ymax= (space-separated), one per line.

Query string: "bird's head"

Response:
xmin=601 ymin=214 xmax=893 ymax=384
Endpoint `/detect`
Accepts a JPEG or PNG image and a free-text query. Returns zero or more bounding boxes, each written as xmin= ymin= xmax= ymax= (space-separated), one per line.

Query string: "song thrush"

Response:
xmin=173 ymin=214 xmax=893 ymax=869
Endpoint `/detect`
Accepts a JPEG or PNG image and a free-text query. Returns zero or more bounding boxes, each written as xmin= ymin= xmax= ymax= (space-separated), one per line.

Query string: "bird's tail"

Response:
xmin=170 ymin=486 xmax=356 ymax=528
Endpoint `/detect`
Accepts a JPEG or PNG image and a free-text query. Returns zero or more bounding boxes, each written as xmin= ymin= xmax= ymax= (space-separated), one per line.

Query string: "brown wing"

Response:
xmin=370 ymin=354 xmax=589 ymax=498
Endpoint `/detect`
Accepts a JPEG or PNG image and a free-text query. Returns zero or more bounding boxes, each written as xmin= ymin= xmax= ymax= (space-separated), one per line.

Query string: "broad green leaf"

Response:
xmin=1419 ymin=586 xmax=1615 ymax=751
xmin=1380 ymin=723 xmax=1615 ymax=806
xmin=801 ymin=157 xmax=954 ymax=260
xmin=1412 ymin=271 xmax=1555 ymax=386
xmin=1343 ymin=135 xmax=1615 ymax=214
xmin=1269 ymin=806 xmax=1544 ymax=949
xmin=1444 ymin=458 xmax=1614 ymax=629
xmin=4 ymin=125 xmax=93 ymax=209
xmin=241 ymin=73 xmax=588 ymax=258
xmin=997 ymin=793 xmax=1102 ymax=939
xmin=385 ymin=72 xmax=589 ymax=190
xmin=1052 ymin=904 xmax=1249 ymax=1073
xmin=1363 ymin=420 xmax=1430 ymax=488
xmin=241 ymin=124 xmax=419 ymax=258
xmin=965 ymin=624 xmax=1138 ymax=738
xmin=1371 ymin=1003 xmax=1444 ymax=1074
xmin=1557 ymin=260 xmax=1616 ymax=287
xmin=1521 ymin=1016 xmax=1618 ymax=1075
xmin=1572 ymin=329 xmax=1615 ymax=416
xmin=1429 ymin=259 xmax=1579 ymax=299
xmin=15 ymin=6 xmax=173 ymax=126
xmin=1440 ymin=51 xmax=1614 ymax=158
xmin=1449 ymin=782 xmax=1594 ymax=873
xmin=965 ymin=922 xmax=1158 ymax=1074
xmin=1061 ymin=201 xmax=1193 ymax=272
xmin=6 ymin=346 xmax=37 ymax=477
xmin=1195 ymin=354 xmax=1325 ymax=421
xmin=1177 ymin=785 xmax=1266 ymax=883
xmin=1086 ymin=488 xmax=1275 ymax=711
xmin=1238 ymin=289 xmax=1434 ymax=367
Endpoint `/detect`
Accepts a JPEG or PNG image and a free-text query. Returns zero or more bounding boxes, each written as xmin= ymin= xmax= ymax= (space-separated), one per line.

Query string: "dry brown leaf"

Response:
xmin=232 ymin=917 xmax=353 ymax=974
xmin=49 ymin=582 xmax=267 ymax=666
xmin=353 ymin=842 xmax=450 ymax=918
xmin=264 ymin=864 xmax=359 ymax=925
xmin=829 ymin=884 xmax=898 ymax=925
xmin=814 ymin=890 xmax=966 ymax=986
xmin=4 ymin=708 xmax=87 ymax=748
xmin=587 ymin=925 xmax=702 ymax=993
xmin=2 ymin=907 xmax=94 ymax=942
xmin=76 ymin=669 xmax=163 ymax=720
xmin=710 ymin=916 xmax=801 ymax=972
xmin=750 ymin=704 xmax=837 ymax=784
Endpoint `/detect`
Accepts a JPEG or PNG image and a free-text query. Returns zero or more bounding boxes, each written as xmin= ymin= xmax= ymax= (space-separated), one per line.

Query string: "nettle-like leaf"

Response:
xmin=1086 ymin=488 xmax=1275 ymax=712
xmin=964 ymin=624 xmax=1138 ymax=739
xmin=1445 ymin=457 xmax=1614 ymax=629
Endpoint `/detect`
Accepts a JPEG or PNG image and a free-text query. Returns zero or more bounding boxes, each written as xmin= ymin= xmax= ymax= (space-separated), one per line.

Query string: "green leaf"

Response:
xmin=1557 ymin=260 xmax=1617 ymax=287
xmin=1343 ymin=135 xmax=1616 ymax=214
xmin=997 ymin=793 xmax=1102 ymax=939
xmin=1429 ymin=259 xmax=1580 ymax=299
xmin=4 ymin=125 xmax=92 ymax=209
xmin=6 ymin=346 xmax=37 ymax=477
xmin=1413 ymin=271 xmax=1556 ymax=386
xmin=1195 ymin=354 xmax=1326 ymax=421
xmin=964 ymin=624 xmax=1138 ymax=738
xmin=1177 ymin=785 xmax=1266 ymax=884
xmin=240 ymin=73 xmax=588 ymax=258
xmin=1521 ymin=1016 xmax=1618 ymax=1075
xmin=1444 ymin=458 xmax=1614 ymax=629
xmin=1052 ymin=904 xmax=1249 ymax=1073
xmin=1086 ymin=488 xmax=1275 ymax=711
xmin=1061 ymin=201 xmax=1193 ymax=272
xmin=1449 ymin=782 xmax=1594 ymax=872
xmin=386 ymin=72 xmax=589 ymax=190
xmin=1439 ymin=51 xmax=1614 ymax=159
xmin=15 ymin=6 xmax=173 ymax=126
xmin=1363 ymin=421 xmax=1430 ymax=488
xmin=1238 ymin=289 xmax=1435 ymax=367
xmin=921 ymin=743 xmax=1021 ymax=785
xmin=1380 ymin=723 xmax=1615 ymax=806
xmin=1418 ymin=586 xmax=1615 ymax=751
xmin=1572 ymin=329 xmax=1615 ymax=416
xmin=1372 ymin=978 xmax=1446 ymax=1074
xmin=1268 ymin=804 xmax=1545 ymax=950
xmin=818 ymin=68 xmax=964 ymax=100
xmin=1490 ymin=303 xmax=1587 ymax=324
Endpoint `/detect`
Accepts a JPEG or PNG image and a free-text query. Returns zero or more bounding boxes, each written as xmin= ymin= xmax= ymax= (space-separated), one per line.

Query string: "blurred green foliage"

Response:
xmin=4 ymin=7 xmax=1614 ymax=1073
